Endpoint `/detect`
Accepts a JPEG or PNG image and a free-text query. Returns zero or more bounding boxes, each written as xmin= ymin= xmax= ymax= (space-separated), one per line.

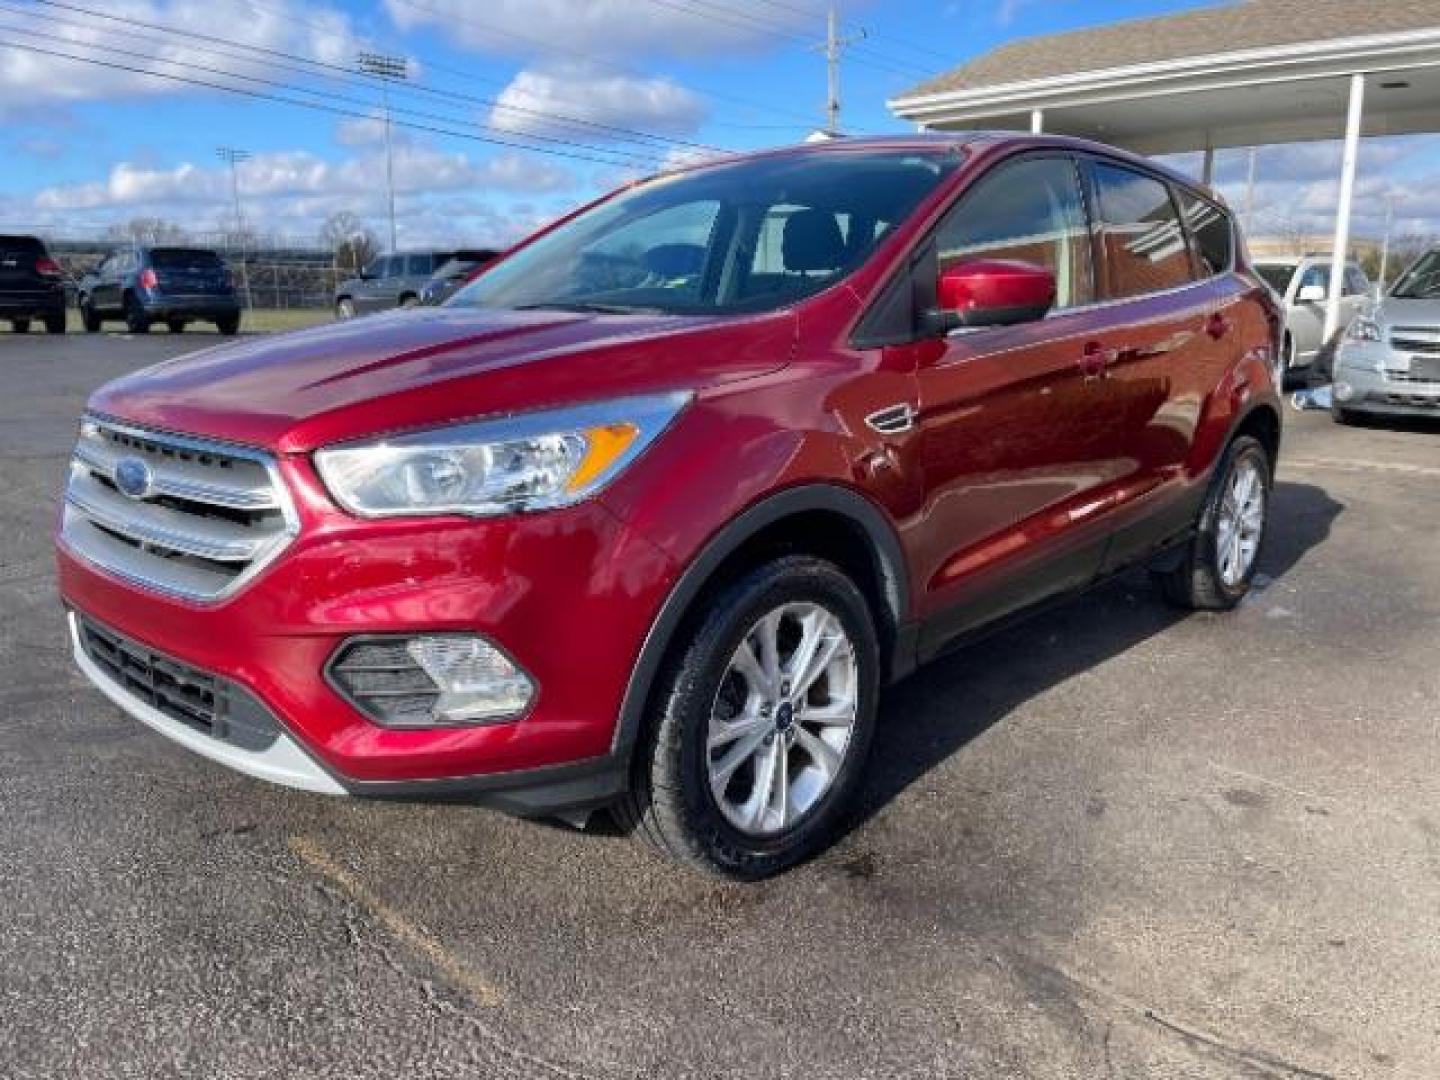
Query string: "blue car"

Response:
xmin=79 ymin=246 xmax=241 ymax=335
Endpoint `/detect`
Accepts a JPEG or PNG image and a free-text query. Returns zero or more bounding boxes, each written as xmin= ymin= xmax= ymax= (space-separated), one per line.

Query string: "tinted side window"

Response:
xmin=407 ymin=254 xmax=433 ymax=276
xmin=934 ymin=155 xmax=1093 ymax=308
xmin=1344 ymin=266 xmax=1369 ymax=295
xmin=1091 ymin=162 xmax=1193 ymax=298
xmin=1179 ymin=194 xmax=1233 ymax=276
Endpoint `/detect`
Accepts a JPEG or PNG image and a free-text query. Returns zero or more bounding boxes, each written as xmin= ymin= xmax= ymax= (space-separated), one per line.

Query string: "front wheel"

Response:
xmin=1152 ymin=434 xmax=1271 ymax=610
xmin=10 ymin=318 xmax=29 ymax=334
xmin=44 ymin=311 xmax=65 ymax=334
xmin=80 ymin=299 xmax=101 ymax=333
xmin=616 ymin=556 xmax=879 ymax=879
xmin=216 ymin=315 xmax=240 ymax=336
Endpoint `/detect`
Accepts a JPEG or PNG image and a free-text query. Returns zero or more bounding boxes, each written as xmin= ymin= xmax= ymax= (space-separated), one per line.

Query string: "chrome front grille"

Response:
xmin=1389 ymin=326 xmax=1440 ymax=355
xmin=61 ymin=416 xmax=298 ymax=601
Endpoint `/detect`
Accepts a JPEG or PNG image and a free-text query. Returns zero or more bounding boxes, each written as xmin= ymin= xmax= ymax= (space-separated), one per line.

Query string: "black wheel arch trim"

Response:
xmin=610 ymin=482 xmax=914 ymax=766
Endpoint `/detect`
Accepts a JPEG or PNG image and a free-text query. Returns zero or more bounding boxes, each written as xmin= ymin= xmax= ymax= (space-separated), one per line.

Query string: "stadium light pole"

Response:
xmin=215 ymin=146 xmax=252 ymax=309
xmin=358 ymin=52 xmax=409 ymax=253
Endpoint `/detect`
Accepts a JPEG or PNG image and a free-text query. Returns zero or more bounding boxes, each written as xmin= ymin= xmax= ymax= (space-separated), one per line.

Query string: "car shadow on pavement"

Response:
xmin=849 ymin=480 xmax=1345 ymax=830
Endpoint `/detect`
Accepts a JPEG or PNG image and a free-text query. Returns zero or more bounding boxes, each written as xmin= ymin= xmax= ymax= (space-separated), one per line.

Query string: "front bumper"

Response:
xmin=57 ymin=452 xmax=678 ymax=804
xmin=1334 ymin=342 xmax=1440 ymax=415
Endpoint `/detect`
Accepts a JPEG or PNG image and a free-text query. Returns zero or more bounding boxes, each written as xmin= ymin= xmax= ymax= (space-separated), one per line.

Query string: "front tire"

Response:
xmin=216 ymin=315 xmax=240 ymax=336
xmin=80 ymin=299 xmax=101 ymax=333
xmin=617 ymin=556 xmax=880 ymax=879
xmin=1152 ymin=434 xmax=1271 ymax=611
xmin=10 ymin=318 xmax=29 ymax=334
xmin=44 ymin=311 xmax=65 ymax=334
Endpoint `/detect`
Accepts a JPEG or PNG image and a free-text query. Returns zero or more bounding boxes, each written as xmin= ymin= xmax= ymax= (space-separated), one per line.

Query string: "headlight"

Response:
xmin=314 ymin=392 xmax=690 ymax=517
xmin=1345 ymin=316 xmax=1383 ymax=342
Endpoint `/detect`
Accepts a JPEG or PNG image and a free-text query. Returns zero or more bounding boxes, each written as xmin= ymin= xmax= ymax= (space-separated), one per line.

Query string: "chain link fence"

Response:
xmin=41 ymin=233 xmax=360 ymax=311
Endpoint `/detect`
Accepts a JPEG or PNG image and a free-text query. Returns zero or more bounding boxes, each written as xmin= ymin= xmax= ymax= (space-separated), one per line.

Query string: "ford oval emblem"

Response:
xmin=114 ymin=456 xmax=154 ymax=500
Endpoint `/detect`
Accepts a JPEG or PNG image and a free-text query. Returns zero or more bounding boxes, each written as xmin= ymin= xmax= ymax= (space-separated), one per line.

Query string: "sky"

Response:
xmin=0 ymin=0 xmax=1435 ymax=251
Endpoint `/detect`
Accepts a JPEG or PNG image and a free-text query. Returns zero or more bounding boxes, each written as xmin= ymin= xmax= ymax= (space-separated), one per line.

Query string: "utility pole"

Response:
xmin=815 ymin=5 xmax=865 ymax=136
xmin=358 ymin=52 xmax=409 ymax=253
xmin=215 ymin=146 xmax=251 ymax=309
xmin=1378 ymin=197 xmax=1395 ymax=292
xmin=1243 ymin=146 xmax=1258 ymax=236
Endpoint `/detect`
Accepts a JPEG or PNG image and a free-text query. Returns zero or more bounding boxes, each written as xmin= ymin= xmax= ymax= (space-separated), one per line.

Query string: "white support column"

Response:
xmin=1030 ymin=108 xmax=1044 ymax=134
xmin=1325 ymin=73 xmax=1366 ymax=341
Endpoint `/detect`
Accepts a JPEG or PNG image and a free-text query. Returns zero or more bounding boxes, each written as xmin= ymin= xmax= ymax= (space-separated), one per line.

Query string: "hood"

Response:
xmin=1377 ymin=296 xmax=1440 ymax=326
xmin=89 ymin=306 xmax=795 ymax=452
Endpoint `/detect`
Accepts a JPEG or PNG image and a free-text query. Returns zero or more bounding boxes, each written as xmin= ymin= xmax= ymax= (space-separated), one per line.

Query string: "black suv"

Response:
xmin=79 ymin=246 xmax=241 ymax=335
xmin=0 ymin=235 xmax=67 ymax=334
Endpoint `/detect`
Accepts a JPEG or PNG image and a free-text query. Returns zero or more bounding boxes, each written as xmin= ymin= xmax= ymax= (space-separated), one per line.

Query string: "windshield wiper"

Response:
xmin=513 ymin=301 xmax=666 ymax=315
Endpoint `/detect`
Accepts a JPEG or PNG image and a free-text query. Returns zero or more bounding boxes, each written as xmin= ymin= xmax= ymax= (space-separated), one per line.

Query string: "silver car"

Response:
xmin=1254 ymin=256 xmax=1371 ymax=373
xmin=1331 ymin=249 xmax=1440 ymax=423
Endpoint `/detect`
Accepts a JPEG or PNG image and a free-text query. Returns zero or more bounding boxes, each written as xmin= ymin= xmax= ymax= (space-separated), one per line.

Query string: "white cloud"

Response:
xmin=488 ymin=64 xmax=706 ymax=141
xmin=0 ymin=0 xmax=365 ymax=105
xmin=381 ymin=0 xmax=812 ymax=60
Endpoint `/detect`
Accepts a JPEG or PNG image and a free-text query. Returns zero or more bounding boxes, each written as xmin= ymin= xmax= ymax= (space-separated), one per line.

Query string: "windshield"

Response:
xmin=1391 ymin=251 xmax=1440 ymax=299
xmin=1254 ymin=263 xmax=1296 ymax=295
xmin=449 ymin=149 xmax=961 ymax=317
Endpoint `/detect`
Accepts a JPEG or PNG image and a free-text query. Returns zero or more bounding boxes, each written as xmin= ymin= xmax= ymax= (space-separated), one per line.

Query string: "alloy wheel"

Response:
xmin=706 ymin=602 xmax=858 ymax=837
xmin=1216 ymin=458 xmax=1265 ymax=587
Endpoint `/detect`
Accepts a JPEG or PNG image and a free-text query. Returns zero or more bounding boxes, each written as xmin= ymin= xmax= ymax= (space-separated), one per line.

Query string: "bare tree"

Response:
xmin=106 ymin=217 xmax=188 ymax=245
xmin=320 ymin=211 xmax=379 ymax=273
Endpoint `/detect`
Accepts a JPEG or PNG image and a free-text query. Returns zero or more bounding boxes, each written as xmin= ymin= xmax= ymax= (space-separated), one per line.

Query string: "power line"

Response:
xmin=27 ymin=0 xmax=729 ymax=158
xmin=0 ymin=34 xmax=681 ymax=171
xmin=385 ymin=0 xmax=850 ymax=132
xmin=0 ymin=17 xmax=670 ymax=169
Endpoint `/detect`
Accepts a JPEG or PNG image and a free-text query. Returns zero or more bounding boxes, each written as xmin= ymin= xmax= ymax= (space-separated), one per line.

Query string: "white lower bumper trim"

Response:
xmin=68 ymin=612 xmax=347 ymax=795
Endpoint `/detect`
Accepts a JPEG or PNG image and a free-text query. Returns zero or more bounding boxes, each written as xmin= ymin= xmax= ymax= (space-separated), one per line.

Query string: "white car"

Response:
xmin=1253 ymin=256 xmax=1371 ymax=373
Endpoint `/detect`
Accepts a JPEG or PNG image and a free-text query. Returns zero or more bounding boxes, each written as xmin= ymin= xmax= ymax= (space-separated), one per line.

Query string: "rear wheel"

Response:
xmin=123 ymin=294 xmax=149 ymax=334
xmin=10 ymin=319 xmax=29 ymax=334
xmin=616 ymin=556 xmax=879 ymax=879
xmin=44 ymin=311 xmax=65 ymax=334
xmin=216 ymin=315 xmax=240 ymax=336
xmin=80 ymin=298 xmax=101 ymax=333
xmin=1152 ymin=434 xmax=1270 ymax=611
xmin=166 ymin=319 xmax=186 ymax=334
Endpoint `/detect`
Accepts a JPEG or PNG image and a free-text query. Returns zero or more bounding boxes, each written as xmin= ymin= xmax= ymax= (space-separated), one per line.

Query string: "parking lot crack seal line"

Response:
xmin=1143 ymin=1009 xmax=1338 ymax=1080
xmin=287 ymin=835 xmax=504 ymax=1008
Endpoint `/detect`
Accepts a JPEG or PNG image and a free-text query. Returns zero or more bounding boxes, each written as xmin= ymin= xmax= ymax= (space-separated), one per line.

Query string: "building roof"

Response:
xmin=899 ymin=0 xmax=1440 ymax=100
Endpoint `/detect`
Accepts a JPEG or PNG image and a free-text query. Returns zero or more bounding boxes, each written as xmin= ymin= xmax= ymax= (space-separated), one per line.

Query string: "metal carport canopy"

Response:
xmin=888 ymin=0 xmax=1440 ymax=341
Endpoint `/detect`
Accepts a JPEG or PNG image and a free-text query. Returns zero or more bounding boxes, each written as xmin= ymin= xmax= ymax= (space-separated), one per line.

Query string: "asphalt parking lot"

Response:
xmin=2 ymin=331 xmax=1438 ymax=1080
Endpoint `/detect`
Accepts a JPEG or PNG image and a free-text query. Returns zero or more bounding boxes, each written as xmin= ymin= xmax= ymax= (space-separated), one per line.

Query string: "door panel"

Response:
xmin=912 ymin=154 xmax=1127 ymax=653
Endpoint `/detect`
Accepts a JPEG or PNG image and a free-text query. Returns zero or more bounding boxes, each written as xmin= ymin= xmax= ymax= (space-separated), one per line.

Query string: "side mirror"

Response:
xmin=928 ymin=259 xmax=1056 ymax=335
xmin=1297 ymin=284 xmax=1326 ymax=303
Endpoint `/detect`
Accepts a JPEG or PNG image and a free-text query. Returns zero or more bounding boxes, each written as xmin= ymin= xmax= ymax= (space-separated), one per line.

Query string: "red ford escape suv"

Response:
xmin=57 ymin=135 xmax=1281 ymax=878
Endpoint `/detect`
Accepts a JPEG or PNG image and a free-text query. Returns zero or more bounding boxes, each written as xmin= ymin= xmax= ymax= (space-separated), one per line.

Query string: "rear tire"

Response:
xmin=1152 ymin=434 xmax=1270 ymax=611
xmin=216 ymin=315 xmax=240 ymax=336
xmin=44 ymin=311 xmax=65 ymax=335
xmin=10 ymin=319 xmax=29 ymax=334
xmin=123 ymin=294 xmax=149 ymax=334
xmin=167 ymin=319 xmax=186 ymax=334
xmin=615 ymin=556 xmax=880 ymax=880
xmin=80 ymin=299 xmax=101 ymax=333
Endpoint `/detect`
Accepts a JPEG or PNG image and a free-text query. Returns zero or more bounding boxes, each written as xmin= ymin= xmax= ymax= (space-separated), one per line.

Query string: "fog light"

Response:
xmin=1334 ymin=381 xmax=1355 ymax=402
xmin=329 ymin=635 xmax=534 ymax=727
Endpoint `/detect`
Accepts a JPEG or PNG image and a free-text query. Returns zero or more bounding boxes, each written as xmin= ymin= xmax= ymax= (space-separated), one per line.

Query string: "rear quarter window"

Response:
xmin=150 ymin=249 xmax=224 ymax=270
xmin=1178 ymin=194 xmax=1233 ymax=276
